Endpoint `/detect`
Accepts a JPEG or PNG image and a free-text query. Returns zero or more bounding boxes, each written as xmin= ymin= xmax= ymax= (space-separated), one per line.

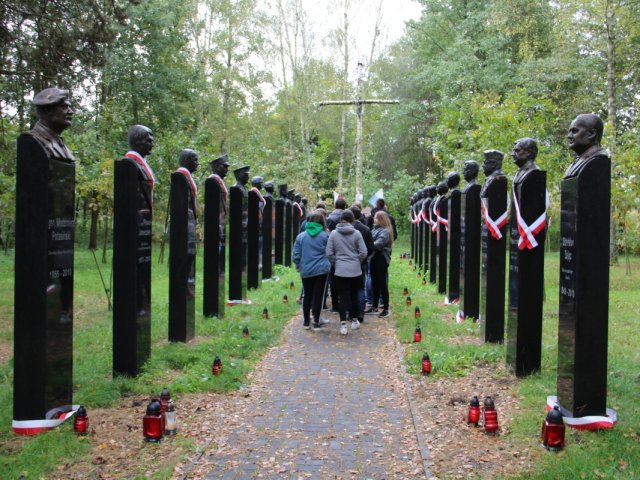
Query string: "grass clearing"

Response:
xmin=391 ymin=245 xmax=639 ymax=479
xmin=0 ymin=246 xmax=300 ymax=478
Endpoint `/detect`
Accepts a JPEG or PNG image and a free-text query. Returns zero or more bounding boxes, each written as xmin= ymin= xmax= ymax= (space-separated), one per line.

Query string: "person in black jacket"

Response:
xmin=350 ymin=205 xmax=373 ymax=322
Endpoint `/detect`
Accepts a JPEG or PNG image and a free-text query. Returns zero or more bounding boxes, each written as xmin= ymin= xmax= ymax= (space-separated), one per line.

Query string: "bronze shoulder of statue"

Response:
xmin=28 ymin=122 xmax=75 ymax=162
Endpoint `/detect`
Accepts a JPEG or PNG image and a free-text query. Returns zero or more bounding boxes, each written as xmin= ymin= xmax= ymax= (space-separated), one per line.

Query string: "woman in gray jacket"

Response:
xmin=368 ymin=211 xmax=393 ymax=317
xmin=326 ymin=210 xmax=368 ymax=335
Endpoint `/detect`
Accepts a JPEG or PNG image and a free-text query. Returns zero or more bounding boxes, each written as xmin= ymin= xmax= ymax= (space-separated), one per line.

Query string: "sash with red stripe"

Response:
xmin=293 ymin=202 xmax=303 ymax=219
xmin=481 ymin=197 xmax=508 ymax=240
xmin=546 ymin=396 xmax=617 ymax=431
xmin=420 ymin=208 xmax=429 ymax=223
xmin=512 ymin=186 xmax=549 ymax=250
xmin=430 ymin=202 xmax=438 ymax=232
xmin=176 ymin=167 xmax=199 ymax=219
xmin=210 ymin=174 xmax=228 ymax=213
xmin=251 ymin=187 xmax=265 ymax=212
xmin=13 ymin=405 xmax=81 ymax=435
xmin=125 ymin=151 xmax=155 ymax=191
xmin=435 ymin=202 xmax=448 ymax=231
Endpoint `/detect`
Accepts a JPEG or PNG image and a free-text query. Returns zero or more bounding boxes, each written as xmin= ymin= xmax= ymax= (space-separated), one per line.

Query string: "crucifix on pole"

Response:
xmin=319 ymin=61 xmax=399 ymax=201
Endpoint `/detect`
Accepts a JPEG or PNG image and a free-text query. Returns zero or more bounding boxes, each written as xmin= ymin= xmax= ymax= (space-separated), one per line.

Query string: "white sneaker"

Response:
xmin=340 ymin=323 xmax=348 ymax=335
xmin=319 ymin=317 xmax=331 ymax=325
xmin=351 ymin=320 xmax=360 ymax=330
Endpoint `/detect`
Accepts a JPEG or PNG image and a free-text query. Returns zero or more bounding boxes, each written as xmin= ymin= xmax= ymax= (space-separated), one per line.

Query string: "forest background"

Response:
xmin=1 ymin=0 xmax=639 ymax=259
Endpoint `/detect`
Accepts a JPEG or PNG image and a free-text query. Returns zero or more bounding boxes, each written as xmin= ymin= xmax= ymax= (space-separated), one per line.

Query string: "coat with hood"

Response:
xmin=326 ymin=222 xmax=367 ymax=277
xmin=293 ymin=222 xmax=331 ymax=278
xmin=326 ymin=208 xmax=343 ymax=231
xmin=371 ymin=224 xmax=392 ymax=265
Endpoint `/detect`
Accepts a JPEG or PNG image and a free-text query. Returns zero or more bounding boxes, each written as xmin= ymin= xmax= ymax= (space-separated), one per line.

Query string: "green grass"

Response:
xmin=390 ymin=244 xmax=639 ymax=480
xmin=0 ymin=246 xmax=300 ymax=479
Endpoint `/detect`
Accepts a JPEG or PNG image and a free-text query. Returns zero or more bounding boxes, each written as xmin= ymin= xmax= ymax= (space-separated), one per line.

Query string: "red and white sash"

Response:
xmin=512 ymin=186 xmax=549 ymax=250
xmin=420 ymin=208 xmax=429 ymax=223
xmin=409 ymin=210 xmax=418 ymax=224
xmin=430 ymin=202 xmax=439 ymax=232
xmin=125 ymin=151 xmax=155 ymax=191
xmin=435 ymin=207 xmax=448 ymax=231
xmin=546 ymin=396 xmax=617 ymax=431
xmin=210 ymin=174 xmax=228 ymax=213
xmin=13 ymin=405 xmax=81 ymax=435
xmin=294 ymin=202 xmax=303 ymax=219
xmin=481 ymin=197 xmax=508 ymax=240
xmin=176 ymin=167 xmax=198 ymax=219
xmin=250 ymin=187 xmax=266 ymax=212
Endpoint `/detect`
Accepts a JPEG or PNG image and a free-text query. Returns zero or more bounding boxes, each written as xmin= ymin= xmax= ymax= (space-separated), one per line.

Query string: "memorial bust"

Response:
xmin=210 ymin=154 xmax=230 ymax=179
xmin=264 ymin=180 xmax=275 ymax=196
xmin=447 ymin=171 xmax=461 ymax=191
xmin=463 ymin=160 xmax=479 ymax=187
xmin=29 ymin=87 xmax=75 ymax=162
xmin=251 ymin=176 xmax=264 ymax=190
xmin=512 ymin=138 xmax=539 ymax=183
xmin=564 ymin=114 xmax=608 ymax=179
xmin=179 ymin=148 xmax=199 ymax=174
xmin=278 ymin=184 xmax=288 ymax=199
xmin=287 ymin=189 xmax=295 ymax=201
xmin=233 ymin=166 xmax=250 ymax=190
xmin=481 ymin=150 xmax=506 ymax=196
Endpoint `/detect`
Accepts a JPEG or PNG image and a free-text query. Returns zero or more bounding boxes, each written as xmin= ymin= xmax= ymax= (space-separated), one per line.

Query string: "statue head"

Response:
xmin=127 ymin=125 xmax=154 ymax=157
xmin=436 ymin=181 xmax=448 ymax=196
xmin=209 ymin=154 xmax=230 ymax=178
xmin=278 ymin=184 xmax=288 ymax=198
xmin=482 ymin=150 xmax=504 ymax=177
xmin=301 ymin=197 xmax=308 ymax=206
xmin=264 ymin=180 xmax=275 ymax=193
xmin=233 ymin=165 xmax=250 ymax=186
xmin=33 ymin=87 xmax=73 ymax=134
xmin=462 ymin=160 xmax=479 ymax=182
xmin=428 ymin=185 xmax=437 ymax=198
xmin=251 ymin=175 xmax=264 ymax=190
xmin=512 ymin=138 xmax=538 ymax=169
xmin=294 ymin=193 xmax=302 ymax=203
xmin=179 ymin=149 xmax=199 ymax=173
xmin=287 ymin=189 xmax=295 ymax=201
xmin=568 ymin=114 xmax=604 ymax=156
xmin=446 ymin=171 xmax=460 ymax=189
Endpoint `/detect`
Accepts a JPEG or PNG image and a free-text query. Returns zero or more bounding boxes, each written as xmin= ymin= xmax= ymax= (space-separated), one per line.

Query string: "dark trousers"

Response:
xmin=333 ymin=274 xmax=363 ymax=322
xmin=301 ymin=274 xmax=328 ymax=326
xmin=371 ymin=254 xmax=389 ymax=310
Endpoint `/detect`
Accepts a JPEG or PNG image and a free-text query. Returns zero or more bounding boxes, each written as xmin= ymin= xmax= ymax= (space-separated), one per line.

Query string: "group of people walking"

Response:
xmin=293 ymin=198 xmax=397 ymax=335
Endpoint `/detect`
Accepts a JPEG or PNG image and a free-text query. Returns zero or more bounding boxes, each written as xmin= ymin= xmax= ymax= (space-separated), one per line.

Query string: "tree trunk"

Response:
xmin=605 ymin=0 xmax=618 ymax=264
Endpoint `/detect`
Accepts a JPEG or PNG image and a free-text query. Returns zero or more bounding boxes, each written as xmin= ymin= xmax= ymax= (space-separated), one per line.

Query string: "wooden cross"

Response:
xmin=319 ymin=62 xmax=399 ymax=201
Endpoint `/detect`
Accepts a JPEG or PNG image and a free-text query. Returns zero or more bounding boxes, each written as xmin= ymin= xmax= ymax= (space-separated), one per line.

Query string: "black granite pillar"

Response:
xmin=429 ymin=207 xmax=438 ymax=284
xmin=410 ymin=208 xmax=416 ymax=260
xmin=422 ymin=198 xmax=431 ymax=274
xmin=284 ymin=199 xmax=293 ymax=267
xmin=228 ymin=182 xmax=248 ymax=301
xmin=274 ymin=186 xmax=286 ymax=265
xmin=262 ymin=194 xmax=273 ymax=279
xmin=507 ymin=170 xmax=546 ymax=376
xmin=113 ymin=159 xmax=152 ymax=377
xmin=460 ymin=183 xmax=481 ymax=320
xmin=480 ymin=162 xmax=508 ymax=343
xmin=168 ymin=171 xmax=196 ymax=342
xmin=437 ymin=197 xmax=448 ymax=295
xmin=203 ymin=175 xmax=226 ymax=318
xmin=448 ymin=188 xmax=461 ymax=302
xmin=14 ymin=133 xmax=75 ymax=420
xmin=557 ymin=147 xmax=610 ymax=417
xmin=247 ymin=188 xmax=261 ymax=289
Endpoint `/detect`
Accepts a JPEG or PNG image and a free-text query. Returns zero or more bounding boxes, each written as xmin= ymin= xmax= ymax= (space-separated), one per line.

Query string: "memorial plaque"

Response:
xmin=437 ymin=197 xmax=448 ymax=294
xmin=168 ymin=171 xmax=196 ymax=342
xmin=284 ymin=197 xmax=293 ymax=266
xmin=203 ymin=175 xmax=227 ymax=318
xmin=247 ymin=188 xmax=261 ymax=289
xmin=557 ymin=158 xmax=610 ymax=417
xmin=448 ymin=188 xmax=461 ymax=302
xmin=228 ymin=177 xmax=248 ymax=301
xmin=274 ymin=185 xmax=286 ymax=265
xmin=113 ymin=159 xmax=152 ymax=377
xmin=460 ymin=183 xmax=481 ymax=320
xmin=262 ymin=194 xmax=274 ymax=279
xmin=506 ymin=170 xmax=546 ymax=377
xmin=14 ymin=135 xmax=75 ymax=420
xmin=479 ymin=173 xmax=507 ymax=344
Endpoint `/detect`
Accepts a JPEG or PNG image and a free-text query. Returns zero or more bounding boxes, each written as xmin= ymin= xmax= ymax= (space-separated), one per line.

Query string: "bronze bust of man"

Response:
xmin=463 ymin=160 xmax=479 ymax=187
xmin=564 ymin=114 xmax=608 ymax=179
xmin=512 ymin=138 xmax=540 ymax=183
xmin=29 ymin=87 xmax=75 ymax=162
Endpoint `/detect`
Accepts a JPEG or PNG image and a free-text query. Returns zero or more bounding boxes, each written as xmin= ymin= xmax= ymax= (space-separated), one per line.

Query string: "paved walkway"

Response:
xmin=189 ymin=312 xmax=425 ymax=479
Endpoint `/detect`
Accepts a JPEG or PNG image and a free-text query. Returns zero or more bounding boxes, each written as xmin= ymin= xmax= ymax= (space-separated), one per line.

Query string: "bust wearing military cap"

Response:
xmin=233 ymin=165 xmax=250 ymax=192
xmin=28 ymin=87 xmax=75 ymax=162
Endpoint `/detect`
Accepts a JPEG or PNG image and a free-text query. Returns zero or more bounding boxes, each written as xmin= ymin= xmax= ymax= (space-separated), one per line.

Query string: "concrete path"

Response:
xmin=190 ymin=312 xmax=425 ymax=479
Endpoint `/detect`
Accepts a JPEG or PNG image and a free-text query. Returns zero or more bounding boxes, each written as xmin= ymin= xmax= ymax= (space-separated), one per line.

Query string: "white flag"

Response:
xmin=368 ymin=188 xmax=384 ymax=207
